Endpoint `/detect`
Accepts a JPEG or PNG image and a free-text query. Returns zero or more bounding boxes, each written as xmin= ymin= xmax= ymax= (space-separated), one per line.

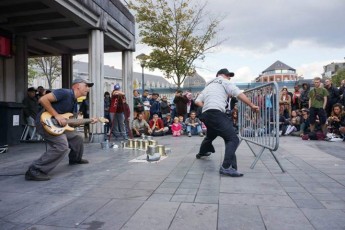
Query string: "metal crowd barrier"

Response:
xmin=238 ymin=82 xmax=285 ymax=172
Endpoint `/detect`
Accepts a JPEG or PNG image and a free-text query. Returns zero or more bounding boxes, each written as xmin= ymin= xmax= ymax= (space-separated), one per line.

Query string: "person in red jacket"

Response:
xmin=109 ymin=84 xmax=127 ymax=140
xmin=149 ymin=113 xmax=168 ymax=136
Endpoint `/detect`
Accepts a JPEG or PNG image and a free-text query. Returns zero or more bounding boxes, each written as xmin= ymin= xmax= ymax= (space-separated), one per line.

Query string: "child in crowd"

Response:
xmin=171 ymin=117 xmax=182 ymax=137
xmin=178 ymin=115 xmax=186 ymax=135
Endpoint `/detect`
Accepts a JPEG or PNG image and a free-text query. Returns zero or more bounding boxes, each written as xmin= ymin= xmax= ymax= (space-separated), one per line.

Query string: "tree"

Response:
xmin=129 ymin=0 xmax=224 ymax=88
xmin=28 ymin=56 xmax=61 ymax=89
xmin=332 ymin=69 xmax=345 ymax=87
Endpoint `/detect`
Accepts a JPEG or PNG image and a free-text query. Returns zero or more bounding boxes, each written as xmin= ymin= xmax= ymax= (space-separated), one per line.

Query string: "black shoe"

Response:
xmin=196 ymin=152 xmax=212 ymax=159
xmin=69 ymin=159 xmax=89 ymax=165
xmin=25 ymin=167 xmax=50 ymax=181
xmin=219 ymin=166 xmax=243 ymax=177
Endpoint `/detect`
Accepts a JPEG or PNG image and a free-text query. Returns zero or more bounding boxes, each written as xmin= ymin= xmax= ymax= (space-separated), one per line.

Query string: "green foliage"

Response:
xmin=128 ymin=0 xmax=223 ymax=88
xmin=332 ymin=69 xmax=345 ymax=87
xmin=28 ymin=56 xmax=61 ymax=89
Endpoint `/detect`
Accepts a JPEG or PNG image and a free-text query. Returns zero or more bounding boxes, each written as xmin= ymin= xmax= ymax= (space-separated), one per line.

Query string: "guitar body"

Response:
xmin=41 ymin=112 xmax=75 ymax=135
xmin=41 ymin=112 xmax=109 ymax=136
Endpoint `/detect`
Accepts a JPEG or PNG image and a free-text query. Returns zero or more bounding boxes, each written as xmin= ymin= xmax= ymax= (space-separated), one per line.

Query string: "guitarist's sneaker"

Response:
xmin=69 ymin=159 xmax=89 ymax=165
xmin=25 ymin=167 xmax=50 ymax=181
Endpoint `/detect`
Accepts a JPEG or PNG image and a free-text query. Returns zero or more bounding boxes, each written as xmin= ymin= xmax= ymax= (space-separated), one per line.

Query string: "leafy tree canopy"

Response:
xmin=28 ymin=56 xmax=61 ymax=89
xmin=332 ymin=69 xmax=345 ymax=87
xmin=129 ymin=0 xmax=224 ymax=88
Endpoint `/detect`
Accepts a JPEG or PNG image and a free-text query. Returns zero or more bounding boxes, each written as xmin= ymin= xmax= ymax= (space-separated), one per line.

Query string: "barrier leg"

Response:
xmin=269 ymin=150 xmax=285 ymax=172
xmin=250 ymin=146 xmax=265 ymax=169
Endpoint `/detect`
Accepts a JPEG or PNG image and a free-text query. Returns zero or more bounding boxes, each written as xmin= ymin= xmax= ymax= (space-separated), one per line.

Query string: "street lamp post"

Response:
xmin=136 ymin=53 xmax=148 ymax=94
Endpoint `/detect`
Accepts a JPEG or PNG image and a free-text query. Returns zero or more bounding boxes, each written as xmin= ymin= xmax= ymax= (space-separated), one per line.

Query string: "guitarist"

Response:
xmin=25 ymin=78 xmax=98 ymax=181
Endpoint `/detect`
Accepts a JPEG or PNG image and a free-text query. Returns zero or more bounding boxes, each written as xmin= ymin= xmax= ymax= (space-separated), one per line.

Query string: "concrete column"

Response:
xmin=89 ymin=29 xmax=104 ymax=141
xmin=61 ymin=54 xmax=73 ymax=88
xmin=14 ymin=36 xmax=28 ymax=103
xmin=122 ymin=51 xmax=133 ymax=121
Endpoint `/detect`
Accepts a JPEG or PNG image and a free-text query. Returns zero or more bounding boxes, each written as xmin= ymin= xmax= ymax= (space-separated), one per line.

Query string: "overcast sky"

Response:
xmin=77 ymin=0 xmax=345 ymax=83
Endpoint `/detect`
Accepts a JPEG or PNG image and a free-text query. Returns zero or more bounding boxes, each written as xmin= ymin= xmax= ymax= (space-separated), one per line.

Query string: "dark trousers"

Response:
xmin=198 ymin=110 xmax=239 ymax=169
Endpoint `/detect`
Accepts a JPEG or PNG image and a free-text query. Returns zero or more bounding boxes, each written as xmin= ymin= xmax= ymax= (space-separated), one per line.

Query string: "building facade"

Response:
xmin=255 ymin=60 xmax=298 ymax=83
xmin=322 ymin=62 xmax=345 ymax=78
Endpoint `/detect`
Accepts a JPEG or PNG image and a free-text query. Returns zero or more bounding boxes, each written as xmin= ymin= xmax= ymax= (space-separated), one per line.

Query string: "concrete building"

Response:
xmin=322 ymin=61 xmax=345 ymax=78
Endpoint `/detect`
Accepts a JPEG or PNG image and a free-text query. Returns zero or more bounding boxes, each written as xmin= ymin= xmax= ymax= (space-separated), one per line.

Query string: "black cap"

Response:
xmin=216 ymin=68 xmax=235 ymax=77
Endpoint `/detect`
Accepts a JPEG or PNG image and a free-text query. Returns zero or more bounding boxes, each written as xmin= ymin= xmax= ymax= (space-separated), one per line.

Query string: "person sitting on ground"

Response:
xmin=185 ymin=111 xmax=204 ymax=137
xmin=178 ymin=115 xmax=186 ymax=135
xmin=149 ymin=113 xmax=169 ymax=136
xmin=132 ymin=113 xmax=152 ymax=137
xmin=171 ymin=117 xmax=182 ymax=137
xmin=284 ymin=110 xmax=301 ymax=136
xmin=163 ymin=113 xmax=173 ymax=134
xmin=327 ymin=103 xmax=345 ymax=139
xmin=299 ymin=108 xmax=311 ymax=136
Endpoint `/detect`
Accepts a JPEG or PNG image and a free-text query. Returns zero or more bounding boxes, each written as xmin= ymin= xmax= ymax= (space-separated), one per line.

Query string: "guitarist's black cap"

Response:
xmin=72 ymin=78 xmax=94 ymax=87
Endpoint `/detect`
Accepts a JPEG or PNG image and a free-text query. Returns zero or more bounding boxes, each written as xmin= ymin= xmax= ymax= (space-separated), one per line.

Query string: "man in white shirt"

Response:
xmin=195 ymin=68 xmax=259 ymax=177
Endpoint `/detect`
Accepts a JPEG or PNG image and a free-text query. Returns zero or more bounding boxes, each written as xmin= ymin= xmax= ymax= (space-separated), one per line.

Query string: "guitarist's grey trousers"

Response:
xmin=28 ymin=122 xmax=84 ymax=174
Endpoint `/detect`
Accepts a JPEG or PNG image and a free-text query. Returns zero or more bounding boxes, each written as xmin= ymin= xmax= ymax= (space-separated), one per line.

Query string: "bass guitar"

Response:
xmin=41 ymin=112 xmax=109 ymax=136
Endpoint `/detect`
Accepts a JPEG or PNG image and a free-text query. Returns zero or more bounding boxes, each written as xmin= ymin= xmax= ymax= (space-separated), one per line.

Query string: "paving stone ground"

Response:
xmin=0 ymin=135 xmax=345 ymax=230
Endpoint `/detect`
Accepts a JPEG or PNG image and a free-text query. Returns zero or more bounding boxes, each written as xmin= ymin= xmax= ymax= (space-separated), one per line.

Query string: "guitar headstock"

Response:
xmin=98 ymin=117 xmax=109 ymax=123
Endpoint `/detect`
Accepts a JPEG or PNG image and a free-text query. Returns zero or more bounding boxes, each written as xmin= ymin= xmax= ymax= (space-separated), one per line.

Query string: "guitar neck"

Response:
xmin=67 ymin=118 xmax=93 ymax=126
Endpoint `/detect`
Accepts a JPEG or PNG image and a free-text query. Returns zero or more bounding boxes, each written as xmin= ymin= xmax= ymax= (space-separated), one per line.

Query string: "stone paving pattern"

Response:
xmin=0 ymin=136 xmax=345 ymax=230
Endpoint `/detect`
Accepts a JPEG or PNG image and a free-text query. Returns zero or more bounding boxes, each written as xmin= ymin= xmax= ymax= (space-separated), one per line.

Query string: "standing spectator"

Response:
xmin=171 ymin=117 xmax=182 ymax=137
xmin=25 ymin=78 xmax=97 ymax=181
xmin=160 ymin=95 xmax=170 ymax=118
xmin=185 ymin=92 xmax=196 ymax=117
xmin=104 ymin=91 xmax=111 ymax=135
xmin=324 ymin=78 xmax=340 ymax=117
xmin=79 ymin=92 xmax=90 ymax=139
xmin=185 ymin=111 xmax=204 ymax=137
xmin=149 ymin=114 xmax=168 ymax=136
xmin=36 ymin=86 xmax=46 ymax=100
xmin=279 ymin=86 xmax=291 ymax=118
xmin=264 ymin=86 xmax=276 ymax=123
xmin=339 ymin=80 xmax=345 ymax=107
xmin=308 ymin=77 xmax=328 ymax=137
xmin=173 ymin=90 xmax=188 ymax=119
xmin=36 ymin=86 xmax=46 ymax=111
xmin=109 ymin=84 xmax=127 ymax=140
xmin=169 ymin=97 xmax=176 ymax=119
xmin=22 ymin=87 xmax=40 ymax=140
xmin=142 ymin=90 xmax=151 ymax=122
xmin=231 ymin=103 xmax=239 ymax=134
xmin=122 ymin=97 xmax=133 ymax=139
xmin=300 ymin=83 xmax=310 ymax=109
xmin=291 ymin=85 xmax=301 ymax=111
xmin=149 ymin=93 xmax=161 ymax=119
xmin=195 ymin=68 xmax=259 ymax=177
xmin=133 ymin=90 xmax=144 ymax=119
xmin=226 ymin=95 xmax=238 ymax=112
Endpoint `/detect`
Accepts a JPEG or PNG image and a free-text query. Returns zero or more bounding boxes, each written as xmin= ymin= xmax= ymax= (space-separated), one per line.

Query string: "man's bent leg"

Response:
xmin=31 ymin=132 xmax=70 ymax=174
xmin=66 ymin=131 xmax=85 ymax=163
